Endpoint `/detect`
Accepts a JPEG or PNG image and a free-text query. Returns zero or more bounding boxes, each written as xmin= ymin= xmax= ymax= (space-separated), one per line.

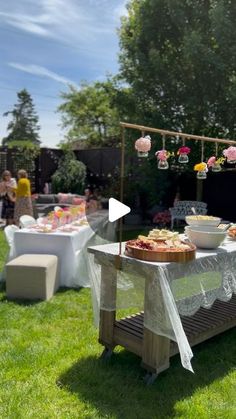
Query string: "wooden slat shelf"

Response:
xmin=113 ymin=295 xmax=236 ymax=358
xmin=90 ymin=244 xmax=236 ymax=381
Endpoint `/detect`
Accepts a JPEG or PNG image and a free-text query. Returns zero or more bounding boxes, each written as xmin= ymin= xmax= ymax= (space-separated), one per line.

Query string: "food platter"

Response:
xmin=125 ymin=240 xmax=196 ymax=262
xmin=227 ymin=225 xmax=236 ymax=240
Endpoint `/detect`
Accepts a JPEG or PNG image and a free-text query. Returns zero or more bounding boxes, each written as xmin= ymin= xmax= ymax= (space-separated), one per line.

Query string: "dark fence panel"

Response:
xmin=1 ymin=145 xmax=236 ymax=221
xmin=203 ymin=170 xmax=236 ymax=222
xmin=0 ymin=146 xmax=37 ymax=190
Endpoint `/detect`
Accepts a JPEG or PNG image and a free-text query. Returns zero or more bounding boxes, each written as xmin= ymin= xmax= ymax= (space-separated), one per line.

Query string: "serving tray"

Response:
xmin=125 ymin=242 xmax=196 ymax=263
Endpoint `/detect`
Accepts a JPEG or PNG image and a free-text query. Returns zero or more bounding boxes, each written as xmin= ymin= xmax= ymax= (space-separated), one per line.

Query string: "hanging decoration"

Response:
xmin=177 ymin=138 xmax=191 ymax=164
xmin=194 ymin=162 xmax=208 ymax=179
xmin=135 ymin=134 xmax=151 ymax=158
xmin=207 ymin=143 xmax=223 ymax=172
xmin=194 ymin=141 xmax=207 ymax=179
xmin=156 ymin=134 xmax=169 ymax=169
xmin=207 ymin=156 xmax=219 ymax=171
xmin=223 ymin=146 xmax=236 ymax=164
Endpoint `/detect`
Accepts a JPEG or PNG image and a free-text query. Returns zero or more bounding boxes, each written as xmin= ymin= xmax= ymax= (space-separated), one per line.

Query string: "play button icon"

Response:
xmin=109 ymin=198 xmax=131 ymax=222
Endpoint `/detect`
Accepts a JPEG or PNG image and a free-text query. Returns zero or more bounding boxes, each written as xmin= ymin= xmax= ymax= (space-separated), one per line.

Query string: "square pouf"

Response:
xmin=6 ymin=254 xmax=58 ymax=301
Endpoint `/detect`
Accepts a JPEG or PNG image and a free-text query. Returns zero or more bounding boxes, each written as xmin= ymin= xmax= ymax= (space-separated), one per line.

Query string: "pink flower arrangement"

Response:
xmin=207 ymin=156 xmax=216 ymax=167
xmin=223 ymin=146 xmax=236 ymax=162
xmin=155 ymin=150 xmax=168 ymax=161
xmin=135 ymin=136 xmax=151 ymax=153
xmin=177 ymin=146 xmax=191 ymax=155
xmin=153 ymin=210 xmax=171 ymax=226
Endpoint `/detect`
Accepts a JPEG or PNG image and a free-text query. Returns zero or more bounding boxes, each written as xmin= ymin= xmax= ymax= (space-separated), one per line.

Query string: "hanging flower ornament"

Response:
xmin=223 ymin=146 xmax=236 ymax=164
xmin=155 ymin=149 xmax=169 ymax=170
xmin=194 ymin=162 xmax=208 ymax=179
xmin=135 ymin=135 xmax=151 ymax=157
xmin=194 ymin=141 xmax=208 ymax=179
xmin=177 ymin=146 xmax=191 ymax=164
xmin=207 ymin=156 xmax=223 ymax=172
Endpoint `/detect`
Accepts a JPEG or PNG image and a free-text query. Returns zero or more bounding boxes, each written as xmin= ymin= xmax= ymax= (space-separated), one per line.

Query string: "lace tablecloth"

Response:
xmin=88 ymin=239 xmax=236 ymax=372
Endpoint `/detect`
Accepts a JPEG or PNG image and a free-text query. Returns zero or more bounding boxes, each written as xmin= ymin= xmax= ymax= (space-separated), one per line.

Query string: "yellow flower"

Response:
xmin=194 ymin=162 xmax=207 ymax=171
xmin=216 ymin=157 xmax=225 ymax=165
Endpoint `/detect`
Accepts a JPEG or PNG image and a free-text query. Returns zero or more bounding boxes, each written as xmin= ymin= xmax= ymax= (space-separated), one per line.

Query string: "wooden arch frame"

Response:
xmin=118 ymin=122 xmax=236 ymax=257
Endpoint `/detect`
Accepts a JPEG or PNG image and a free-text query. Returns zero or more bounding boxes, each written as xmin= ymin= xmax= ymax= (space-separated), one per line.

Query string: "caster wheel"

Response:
xmin=100 ymin=348 xmax=113 ymax=360
xmin=143 ymin=372 xmax=158 ymax=385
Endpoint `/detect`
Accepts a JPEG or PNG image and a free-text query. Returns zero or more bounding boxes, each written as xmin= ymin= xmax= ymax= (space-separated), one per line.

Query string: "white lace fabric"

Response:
xmin=88 ymin=239 xmax=236 ymax=372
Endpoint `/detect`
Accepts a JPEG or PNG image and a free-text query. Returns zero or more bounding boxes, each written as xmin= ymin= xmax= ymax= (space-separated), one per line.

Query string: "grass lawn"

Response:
xmin=0 ymin=230 xmax=235 ymax=418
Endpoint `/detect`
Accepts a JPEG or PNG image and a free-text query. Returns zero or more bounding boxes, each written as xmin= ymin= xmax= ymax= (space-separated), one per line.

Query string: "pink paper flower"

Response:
xmin=207 ymin=156 xmax=216 ymax=167
xmin=178 ymin=146 xmax=191 ymax=155
xmin=223 ymin=146 xmax=236 ymax=161
xmin=155 ymin=150 xmax=168 ymax=161
xmin=135 ymin=136 xmax=151 ymax=153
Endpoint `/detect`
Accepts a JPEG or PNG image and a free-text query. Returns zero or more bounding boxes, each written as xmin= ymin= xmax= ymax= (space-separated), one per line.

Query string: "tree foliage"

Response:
xmin=52 ymin=145 xmax=86 ymax=194
xmin=119 ymin=0 xmax=236 ymax=138
xmin=2 ymin=89 xmax=40 ymax=145
xmin=58 ymin=81 xmax=123 ymax=147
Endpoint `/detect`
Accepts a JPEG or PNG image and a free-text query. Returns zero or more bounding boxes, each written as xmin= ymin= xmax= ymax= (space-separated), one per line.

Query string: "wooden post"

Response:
xmin=196 ymin=178 xmax=203 ymax=201
xmin=99 ymin=265 xmax=117 ymax=350
xmin=142 ymin=275 xmax=170 ymax=374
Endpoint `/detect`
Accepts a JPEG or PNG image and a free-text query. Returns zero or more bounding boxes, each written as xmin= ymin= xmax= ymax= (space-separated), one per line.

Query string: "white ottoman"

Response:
xmin=6 ymin=254 xmax=58 ymax=301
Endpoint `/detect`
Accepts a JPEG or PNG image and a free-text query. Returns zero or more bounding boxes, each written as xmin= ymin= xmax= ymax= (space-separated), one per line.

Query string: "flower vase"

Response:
xmin=158 ymin=160 xmax=169 ymax=170
xmin=137 ymin=150 xmax=149 ymax=158
xmin=178 ymin=153 xmax=189 ymax=164
xmin=197 ymin=170 xmax=207 ymax=179
xmin=212 ymin=163 xmax=221 ymax=172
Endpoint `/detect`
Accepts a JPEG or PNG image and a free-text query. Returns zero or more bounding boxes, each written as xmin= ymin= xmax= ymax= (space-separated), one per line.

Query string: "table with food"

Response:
xmin=88 ymin=215 xmax=236 ymax=383
xmin=13 ymin=209 xmax=113 ymax=287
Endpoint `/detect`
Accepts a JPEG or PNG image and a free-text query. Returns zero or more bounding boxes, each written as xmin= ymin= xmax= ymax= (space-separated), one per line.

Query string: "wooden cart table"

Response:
xmin=88 ymin=241 xmax=236 ymax=383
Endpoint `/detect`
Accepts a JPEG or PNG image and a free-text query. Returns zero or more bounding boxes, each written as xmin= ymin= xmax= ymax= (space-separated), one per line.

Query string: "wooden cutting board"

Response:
xmin=125 ymin=243 xmax=196 ymax=263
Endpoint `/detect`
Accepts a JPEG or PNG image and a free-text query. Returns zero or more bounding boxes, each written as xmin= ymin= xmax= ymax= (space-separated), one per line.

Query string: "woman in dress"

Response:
xmin=14 ymin=169 xmax=33 ymax=225
xmin=0 ymin=170 xmax=17 ymax=225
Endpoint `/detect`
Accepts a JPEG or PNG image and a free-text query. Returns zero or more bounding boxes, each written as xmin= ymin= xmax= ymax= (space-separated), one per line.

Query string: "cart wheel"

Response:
xmin=100 ymin=347 xmax=113 ymax=360
xmin=143 ymin=372 xmax=158 ymax=385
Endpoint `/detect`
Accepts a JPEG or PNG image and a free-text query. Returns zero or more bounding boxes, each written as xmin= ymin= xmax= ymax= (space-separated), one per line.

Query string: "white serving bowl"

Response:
xmin=185 ymin=215 xmax=221 ymax=227
xmin=185 ymin=226 xmax=226 ymax=249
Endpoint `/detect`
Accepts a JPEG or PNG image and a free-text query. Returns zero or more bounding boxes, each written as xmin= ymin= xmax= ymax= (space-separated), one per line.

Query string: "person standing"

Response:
xmin=14 ymin=169 xmax=33 ymax=225
xmin=0 ymin=170 xmax=17 ymax=225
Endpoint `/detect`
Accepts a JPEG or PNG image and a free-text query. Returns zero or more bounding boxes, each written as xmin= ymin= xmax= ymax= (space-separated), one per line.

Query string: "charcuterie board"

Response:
xmin=125 ymin=240 xmax=196 ymax=262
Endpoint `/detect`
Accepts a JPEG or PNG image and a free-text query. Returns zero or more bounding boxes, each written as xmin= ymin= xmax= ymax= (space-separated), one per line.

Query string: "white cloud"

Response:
xmin=0 ymin=11 xmax=50 ymax=36
xmin=0 ymin=0 xmax=115 ymax=43
xmin=8 ymin=62 xmax=78 ymax=87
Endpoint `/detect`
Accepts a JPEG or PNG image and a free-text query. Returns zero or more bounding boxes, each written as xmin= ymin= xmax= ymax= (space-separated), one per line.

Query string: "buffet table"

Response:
xmin=13 ymin=211 xmax=114 ymax=287
xmin=88 ymin=240 xmax=236 ymax=382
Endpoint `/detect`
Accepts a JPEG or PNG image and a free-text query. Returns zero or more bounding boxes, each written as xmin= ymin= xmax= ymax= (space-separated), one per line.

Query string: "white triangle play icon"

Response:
xmin=109 ymin=198 xmax=131 ymax=222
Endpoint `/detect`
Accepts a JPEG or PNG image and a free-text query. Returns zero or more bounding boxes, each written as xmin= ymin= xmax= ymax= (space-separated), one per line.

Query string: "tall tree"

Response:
xmin=2 ymin=89 xmax=40 ymax=145
xmin=58 ymin=81 xmax=123 ymax=147
xmin=119 ymin=0 xmax=236 ymax=138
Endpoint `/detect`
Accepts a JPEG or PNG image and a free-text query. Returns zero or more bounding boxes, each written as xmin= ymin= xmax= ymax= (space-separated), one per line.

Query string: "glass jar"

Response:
xmin=137 ymin=150 xmax=149 ymax=158
xmin=158 ymin=160 xmax=169 ymax=170
xmin=197 ymin=170 xmax=207 ymax=179
xmin=212 ymin=163 xmax=222 ymax=172
xmin=178 ymin=153 xmax=189 ymax=164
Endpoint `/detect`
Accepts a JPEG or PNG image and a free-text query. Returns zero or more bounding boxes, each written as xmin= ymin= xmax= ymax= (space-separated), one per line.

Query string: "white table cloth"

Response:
xmin=13 ymin=211 xmax=114 ymax=287
xmin=88 ymin=238 xmax=236 ymax=372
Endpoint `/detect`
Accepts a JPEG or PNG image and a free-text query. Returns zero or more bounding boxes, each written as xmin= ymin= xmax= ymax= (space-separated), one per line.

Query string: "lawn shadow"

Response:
xmin=0 ymin=294 xmax=44 ymax=306
xmin=56 ymin=286 xmax=83 ymax=294
xmin=0 ymin=286 xmax=83 ymax=305
xmin=58 ymin=328 xmax=236 ymax=418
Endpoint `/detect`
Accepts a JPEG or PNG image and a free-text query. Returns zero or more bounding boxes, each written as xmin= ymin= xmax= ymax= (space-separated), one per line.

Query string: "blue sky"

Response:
xmin=0 ymin=0 xmax=127 ymax=147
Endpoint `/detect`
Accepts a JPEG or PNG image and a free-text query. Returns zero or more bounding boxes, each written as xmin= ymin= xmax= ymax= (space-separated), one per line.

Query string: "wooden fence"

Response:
xmin=0 ymin=146 xmax=236 ymax=221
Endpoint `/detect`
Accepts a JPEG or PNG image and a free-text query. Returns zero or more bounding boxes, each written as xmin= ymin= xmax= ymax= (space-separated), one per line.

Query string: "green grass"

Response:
xmin=0 ymin=231 xmax=235 ymax=418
